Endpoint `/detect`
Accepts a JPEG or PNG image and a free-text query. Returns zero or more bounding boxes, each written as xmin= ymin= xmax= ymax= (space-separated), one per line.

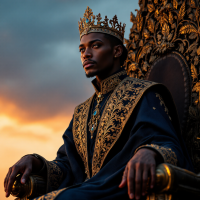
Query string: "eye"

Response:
xmin=79 ymin=48 xmax=85 ymax=52
xmin=93 ymin=43 xmax=100 ymax=48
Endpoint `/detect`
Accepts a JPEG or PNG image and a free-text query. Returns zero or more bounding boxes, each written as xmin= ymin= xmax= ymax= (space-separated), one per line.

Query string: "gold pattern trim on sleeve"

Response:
xmin=92 ymin=77 xmax=159 ymax=176
xmin=33 ymin=188 xmax=66 ymax=200
xmin=155 ymin=93 xmax=172 ymax=120
xmin=47 ymin=161 xmax=63 ymax=191
xmin=73 ymin=95 xmax=94 ymax=179
xmin=135 ymin=144 xmax=177 ymax=166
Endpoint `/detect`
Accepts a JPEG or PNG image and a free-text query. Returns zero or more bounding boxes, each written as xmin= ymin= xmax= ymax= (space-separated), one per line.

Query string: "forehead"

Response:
xmin=80 ymin=32 xmax=107 ymax=44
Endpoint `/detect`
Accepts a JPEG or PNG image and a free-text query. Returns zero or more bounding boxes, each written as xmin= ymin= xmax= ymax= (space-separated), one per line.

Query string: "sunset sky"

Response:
xmin=0 ymin=1 xmax=139 ymax=199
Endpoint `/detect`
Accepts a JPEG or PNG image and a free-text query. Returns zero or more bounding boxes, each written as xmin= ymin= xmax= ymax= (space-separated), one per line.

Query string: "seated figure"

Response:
xmin=4 ymin=7 xmax=194 ymax=200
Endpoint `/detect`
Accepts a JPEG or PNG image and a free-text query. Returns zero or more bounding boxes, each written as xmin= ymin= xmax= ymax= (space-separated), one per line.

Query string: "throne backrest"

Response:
xmin=125 ymin=0 xmax=200 ymax=172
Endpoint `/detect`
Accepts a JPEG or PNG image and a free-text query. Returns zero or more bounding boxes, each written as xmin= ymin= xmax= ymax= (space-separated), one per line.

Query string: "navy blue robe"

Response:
xmin=32 ymin=72 xmax=193 ymax=200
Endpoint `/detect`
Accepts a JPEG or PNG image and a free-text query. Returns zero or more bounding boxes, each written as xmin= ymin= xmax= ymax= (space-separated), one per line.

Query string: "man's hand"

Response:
xmin=4 ymin=155 xmax=43 ymax=198
xmin=119 ymin=148 xmax=158 ymax=200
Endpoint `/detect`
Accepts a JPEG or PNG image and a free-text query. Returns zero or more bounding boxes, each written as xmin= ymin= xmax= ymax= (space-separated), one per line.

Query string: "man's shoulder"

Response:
xmin=120 ymin=77 xmax=165 ymax=93
xmin=123 ymin=76 xmax=157 ymax=85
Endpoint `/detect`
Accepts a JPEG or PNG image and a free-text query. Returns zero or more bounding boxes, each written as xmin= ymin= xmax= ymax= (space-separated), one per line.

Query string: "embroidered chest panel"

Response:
xmin=73 ymin=77 xmax=157 ymax=178
xmin=73 ymin=96 xmax=93 ymax=179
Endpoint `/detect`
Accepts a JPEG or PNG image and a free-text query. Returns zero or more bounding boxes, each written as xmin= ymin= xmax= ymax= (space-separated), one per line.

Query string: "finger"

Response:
xmin=127 ymin=163 xmax=135 ymax=199
xmin=5 ymin=158 xmax=23 ymax=192
xmin=119 ymin=166 xmax=128 ymax=188
xmin=21 ymin=166 xmax=32 ymax=184
xmin=142 ymin=168 xmax=148 ymax=196
xmin=6 ymin=166 xmax=22 ymax=197
xmin=150 ymin=164 xmax=156 ymax=189
xmin=4 ymin=168 xmax=12 ymax=192
xmin=134 ymin=164 xmax=142 ymax=200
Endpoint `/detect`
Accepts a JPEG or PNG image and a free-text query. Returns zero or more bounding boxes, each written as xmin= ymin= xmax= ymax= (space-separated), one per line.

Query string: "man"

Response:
xmin=4 ymin=7 xmax=193 ymax=200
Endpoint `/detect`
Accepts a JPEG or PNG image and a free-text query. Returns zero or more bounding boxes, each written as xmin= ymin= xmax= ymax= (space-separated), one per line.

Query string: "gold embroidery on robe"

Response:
xmin=73 ymin=70 xmax=127 ymax=178
xmin=31 ymin=154 xmax=63 ymax=192
xmin=92 ymin=77 xmax=158 ymax=176
xmin=33 ymin=188 xmax=66 ymax=200
xmin=47 ymin=161 xmax=63 ymax=190
xmin=73 ymin=96 xmax=94 ymax=179
xmin=99 ymin=70 xmax=127 ymax=94
xmin=73 ymin=77 xmax=162 ymax=178
xmin=135 ymin=144 xmax=177 ymax=166
xmin=155 ymin=93 xmax=172 ymax=120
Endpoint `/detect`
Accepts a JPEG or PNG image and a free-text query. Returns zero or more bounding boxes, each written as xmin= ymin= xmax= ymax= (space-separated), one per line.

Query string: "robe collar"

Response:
xmin=91 ymin=69 xmax=127 ymax=95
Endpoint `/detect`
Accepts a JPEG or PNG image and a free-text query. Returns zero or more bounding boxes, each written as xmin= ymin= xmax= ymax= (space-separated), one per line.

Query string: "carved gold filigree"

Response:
xmin=125 ymin=0 xmax=200 ymax=172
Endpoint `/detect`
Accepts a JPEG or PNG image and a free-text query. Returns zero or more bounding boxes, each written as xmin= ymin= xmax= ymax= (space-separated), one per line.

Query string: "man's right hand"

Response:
xmin=4 ymin=154 xmax=43 ymax=198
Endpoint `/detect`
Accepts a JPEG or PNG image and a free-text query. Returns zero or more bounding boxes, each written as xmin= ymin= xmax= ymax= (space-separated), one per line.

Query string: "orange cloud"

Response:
xmin=0 ymin=114 xmax=67 ymax=200
xmin=0 ymin=95 xmax=74 ymax=122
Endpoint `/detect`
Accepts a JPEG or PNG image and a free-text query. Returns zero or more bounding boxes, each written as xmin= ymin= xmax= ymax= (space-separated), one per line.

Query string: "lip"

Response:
xmin=83 ymin=60 xmax=95 ymax=68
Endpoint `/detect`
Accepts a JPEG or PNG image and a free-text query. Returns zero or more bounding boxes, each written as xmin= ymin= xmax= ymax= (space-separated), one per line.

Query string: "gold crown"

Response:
xmin=78 ymin=6 xmax=126 ymax=42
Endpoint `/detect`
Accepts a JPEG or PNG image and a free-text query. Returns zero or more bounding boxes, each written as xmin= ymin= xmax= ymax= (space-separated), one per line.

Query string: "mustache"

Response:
xmin=83 ymin=59 xmax=96 ymax=65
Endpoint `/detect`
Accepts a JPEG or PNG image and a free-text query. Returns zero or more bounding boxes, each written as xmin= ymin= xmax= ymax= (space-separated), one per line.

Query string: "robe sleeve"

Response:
xmin=131 ymin=89 xmax=193 ymax=170
xmin=32 ymin=119 xmax=74 ymax=193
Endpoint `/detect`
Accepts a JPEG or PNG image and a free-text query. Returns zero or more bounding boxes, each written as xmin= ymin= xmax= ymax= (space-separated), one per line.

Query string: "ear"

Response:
xmin=113 ymin=45 xmax=123 ymax=58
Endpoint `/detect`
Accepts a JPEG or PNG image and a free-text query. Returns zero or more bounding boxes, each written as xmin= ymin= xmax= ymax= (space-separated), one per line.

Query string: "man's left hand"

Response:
xmin=119 ymin=148 xmax=158 ymax=200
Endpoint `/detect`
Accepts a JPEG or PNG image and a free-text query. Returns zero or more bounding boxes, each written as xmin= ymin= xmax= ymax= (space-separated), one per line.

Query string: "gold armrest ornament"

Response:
xmin=147 ymin=163 xmax=200 ymax=200
xmin=11 ymin=174 xmax=46 ymax=200
xmin=11 ymin=163 xmax=200 ymax=200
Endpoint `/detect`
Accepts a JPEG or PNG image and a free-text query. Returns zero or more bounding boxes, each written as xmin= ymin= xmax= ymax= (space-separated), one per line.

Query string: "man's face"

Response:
xmin=79 ymin=32 xmax=115 ymax=78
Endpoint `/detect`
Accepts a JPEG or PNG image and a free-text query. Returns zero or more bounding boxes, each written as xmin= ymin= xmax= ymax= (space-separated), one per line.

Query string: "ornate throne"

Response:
xmin=11 ymin=0 xmax=200 ymax=199
xmin=124 ymin=0 xmax=200 ymax=199
xmin=125 ymin=0 xmax=200 ymax=173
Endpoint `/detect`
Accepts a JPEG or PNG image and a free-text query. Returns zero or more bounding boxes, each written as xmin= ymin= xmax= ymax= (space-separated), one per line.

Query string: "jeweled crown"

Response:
xmin=78 ymin=6 xmax=126 ymax=42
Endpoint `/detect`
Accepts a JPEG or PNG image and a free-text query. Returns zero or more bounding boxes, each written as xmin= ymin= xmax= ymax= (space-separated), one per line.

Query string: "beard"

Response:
xmin=85 ymin=67 xmax=110 ymax=78
xmin=85 ymin=69 xmax=100 ymax=78
xmin=85 ymin=71 xmax=96 ymax=78
xmin=84 ymin=64 xmax=113 ymax=79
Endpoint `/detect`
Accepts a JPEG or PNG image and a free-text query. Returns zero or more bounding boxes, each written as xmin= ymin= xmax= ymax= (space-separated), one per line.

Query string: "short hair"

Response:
xmin=103 ymin=34 xmax=128 ymax=66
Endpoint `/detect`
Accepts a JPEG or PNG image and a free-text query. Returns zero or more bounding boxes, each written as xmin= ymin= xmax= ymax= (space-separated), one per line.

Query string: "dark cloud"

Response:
xmin=0 ymin=0 xmax=139 ymax=121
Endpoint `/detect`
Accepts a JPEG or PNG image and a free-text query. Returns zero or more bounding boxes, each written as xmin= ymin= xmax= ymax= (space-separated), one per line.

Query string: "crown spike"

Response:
xmin=78 ymin=7 xmax=126 ymax=42
xmin=103 ymin=16 xmax=109 ymax=27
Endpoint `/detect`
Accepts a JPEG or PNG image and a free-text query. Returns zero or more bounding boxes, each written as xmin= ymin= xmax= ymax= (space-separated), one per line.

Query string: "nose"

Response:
xmin=82 ymin=47 xmax=92 ymax=59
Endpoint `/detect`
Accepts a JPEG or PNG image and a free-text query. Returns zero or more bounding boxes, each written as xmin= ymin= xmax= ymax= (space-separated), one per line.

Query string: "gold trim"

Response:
xmin=33 ymin=188 xmax=65 ymax=200
xmin=81 ymin=28 xmax=123 ymax=43
xmin=73 ymin=70 xmax=127 ymax=179
xmin=92 ymin=77 xmax=158 ymax=176
xmin=92 ymin=70 xmax=127 ymax=94
xmin=155 ymin=93 xmax=172 ymax=120
xmin=135 ymin=144 xmax=178 ymax=166
xmin=73 ymin=77 xmax=167 ymax=178
xmin=164 ymin=164 xmax=172 ymax=191
xmin=47 ymin=161 xmax=63 ymax=190
xmin=29 ymin=176 xmax=34 ymax=197
xmin=146 ymin=193 xmax=172 ymax=200
xmin=73 ymin=96 xmax=94 ymax=179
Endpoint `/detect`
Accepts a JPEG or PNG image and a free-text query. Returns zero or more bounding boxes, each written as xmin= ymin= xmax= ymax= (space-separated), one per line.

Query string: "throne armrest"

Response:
xmin=11 ymin=163 xmax=200 ymax=200
xmin=147 ymin=163 xmax=200 ymax=200
xmin=11 ymin=174 xmax=46 ymax=200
